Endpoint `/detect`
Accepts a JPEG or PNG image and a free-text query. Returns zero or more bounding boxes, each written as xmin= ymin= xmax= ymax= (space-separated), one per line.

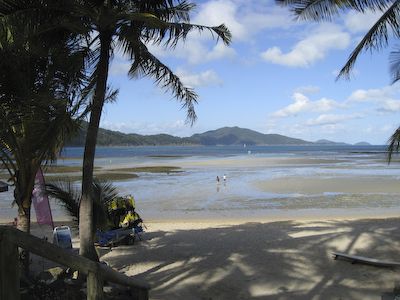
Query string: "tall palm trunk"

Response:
xmin=79 ymin=32 xmax=112 ymax=261
xmin=15 ymin=173 xmax=35 ymax=275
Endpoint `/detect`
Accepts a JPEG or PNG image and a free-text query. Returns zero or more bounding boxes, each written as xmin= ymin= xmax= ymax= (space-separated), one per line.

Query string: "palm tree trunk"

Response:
xmin=15 ymin=174 xmax=34 ymax=275
xmin=17 ymin=204 xmax=31 ymax=275
xmin=79 ymin=31 xmax=112 ymax=261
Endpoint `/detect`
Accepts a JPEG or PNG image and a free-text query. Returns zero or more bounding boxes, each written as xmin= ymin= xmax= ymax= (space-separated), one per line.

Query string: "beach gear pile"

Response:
xmin=95 ymin=194 xmax=144 ymax=247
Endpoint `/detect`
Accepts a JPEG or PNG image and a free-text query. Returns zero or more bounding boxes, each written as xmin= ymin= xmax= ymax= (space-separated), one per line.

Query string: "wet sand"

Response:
xmin=254 ymin=176 xmax=400 ymax=194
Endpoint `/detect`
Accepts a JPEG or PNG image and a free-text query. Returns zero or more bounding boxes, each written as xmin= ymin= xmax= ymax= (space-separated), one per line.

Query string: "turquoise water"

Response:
xmin=1 ymin=145 xmax=400 ymax=222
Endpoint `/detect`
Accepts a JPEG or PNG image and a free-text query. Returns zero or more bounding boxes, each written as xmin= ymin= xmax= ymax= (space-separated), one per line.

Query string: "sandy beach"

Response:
xmin=102 ymin=217 xmax=400 ymax=300
xmin=21 ymin=215 xmax=400 ymax=300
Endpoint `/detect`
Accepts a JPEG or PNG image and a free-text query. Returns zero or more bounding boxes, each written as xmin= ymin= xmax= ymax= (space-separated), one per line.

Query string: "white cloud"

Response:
xmin=175 ymin=68 xmax=223 ymax=88
xmin=348 ymin=85 xmax=400 ymax=112
xmin=144 ymin=0 xmax=294 ymax=65
xmin=272 ymin=92 xmax=341 ymax=117
xmin=378 ymin=99 xmax=400 ymax=112
xmin=194 ymin=0 xmax=292 ymax=42
xmin=101 ymin=119 xmax=191 ymax=136
xmin=147 ymin=36 xmax=236 ymax=65
xmin=306 ymin=113 xmax=362 ymax=126
xmin=260 ymin=24 xmax=351 ymax=67
xmin=348 ymin=85 xmax=399 ymax=102
xmin=344 ymin=10 xmax=383 ymax=34
xmin=194 ymin=0 xmax=246 ymax=40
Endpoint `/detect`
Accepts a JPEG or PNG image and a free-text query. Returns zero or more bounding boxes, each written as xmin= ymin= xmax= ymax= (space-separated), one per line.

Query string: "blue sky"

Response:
xmin=101 ymin=0 xmax=400 ymax=145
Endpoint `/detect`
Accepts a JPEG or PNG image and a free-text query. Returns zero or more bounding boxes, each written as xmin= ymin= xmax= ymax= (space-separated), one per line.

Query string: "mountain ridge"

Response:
xmin=66 ymin=124 xmax=366 ymax=146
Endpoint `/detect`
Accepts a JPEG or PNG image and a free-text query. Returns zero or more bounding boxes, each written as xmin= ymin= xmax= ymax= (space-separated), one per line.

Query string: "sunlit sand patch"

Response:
xmin=249 ymin=282 xmax=312 ymax=297
xmin=255 ymin=176 xmax=400 ymax=194
xmin=326 ymin=235 xmax=356 ymax=251
xmin=293 ymin=221 xmax=344 ymax=228
xmin=228 ymin=253 xmax=255 ymax=276
xmin=288 ymin=228 xmax=351 ymax=239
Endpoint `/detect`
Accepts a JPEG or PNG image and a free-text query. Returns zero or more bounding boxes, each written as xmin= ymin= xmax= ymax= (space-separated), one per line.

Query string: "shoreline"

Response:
xmin=3 ymin=207 xmax=400 ymax=226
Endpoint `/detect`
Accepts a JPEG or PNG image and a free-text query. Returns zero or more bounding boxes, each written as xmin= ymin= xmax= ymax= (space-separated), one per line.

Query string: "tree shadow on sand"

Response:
xmin=100 ymin=218 xmax=400 ymax=300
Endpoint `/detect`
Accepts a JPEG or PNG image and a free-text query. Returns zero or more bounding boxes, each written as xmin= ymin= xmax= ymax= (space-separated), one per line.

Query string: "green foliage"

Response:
xmin=46 ymin=179 xmax=118 ymax=231
xmin=0 ymin=9 xmax=87 ymax=213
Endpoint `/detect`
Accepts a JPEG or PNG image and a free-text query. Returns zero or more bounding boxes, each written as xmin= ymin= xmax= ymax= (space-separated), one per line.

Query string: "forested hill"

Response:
xmin=190 ymin=127 xmax=312 ymax=145
xmin=66 ymin=125 xmax=313 ymax=146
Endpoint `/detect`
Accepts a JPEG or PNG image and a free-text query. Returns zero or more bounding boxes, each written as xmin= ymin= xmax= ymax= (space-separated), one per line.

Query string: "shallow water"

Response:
xmin=1 ymin=145 xmax=399 ymax=222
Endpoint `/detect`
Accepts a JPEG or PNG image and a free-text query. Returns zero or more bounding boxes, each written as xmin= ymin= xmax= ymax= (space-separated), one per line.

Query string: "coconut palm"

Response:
xmin=74 ymin=0 xmax=231 ymax=261
xmin=1 ymin=0 xmax=232 ymax=261
xmin=0 ymin=12 xmax=87 ymax=271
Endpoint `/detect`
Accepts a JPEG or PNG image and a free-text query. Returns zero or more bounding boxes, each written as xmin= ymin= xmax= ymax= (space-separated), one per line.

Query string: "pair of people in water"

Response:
xmin=216 ymin=174 xmax=227 ymax=183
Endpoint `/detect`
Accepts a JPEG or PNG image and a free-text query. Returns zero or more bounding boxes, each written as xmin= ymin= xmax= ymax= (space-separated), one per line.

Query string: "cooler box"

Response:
xmin=53 ymin=226 xmax=72 ymax=249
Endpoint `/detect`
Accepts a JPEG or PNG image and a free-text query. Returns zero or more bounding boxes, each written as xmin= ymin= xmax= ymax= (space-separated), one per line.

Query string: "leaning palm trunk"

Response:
xmin=80 ymin=32 xmax=112 ymax=261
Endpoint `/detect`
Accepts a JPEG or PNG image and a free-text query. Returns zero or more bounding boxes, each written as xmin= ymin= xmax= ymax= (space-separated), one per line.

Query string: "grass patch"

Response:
xmin=43 ymin=166 xmax=101 ymax=173
xmin=147 ymin=155 xmax=184 ymax=158
xmin=46 ymin=172 xmax=138 ymax=182
xmin=110 ymin=166 xmax=181 ymax=173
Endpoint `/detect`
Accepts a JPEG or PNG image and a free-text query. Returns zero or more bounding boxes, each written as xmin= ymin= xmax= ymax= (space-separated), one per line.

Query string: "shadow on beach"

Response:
xmin=99 ymin=218 xmax=400 ymax=300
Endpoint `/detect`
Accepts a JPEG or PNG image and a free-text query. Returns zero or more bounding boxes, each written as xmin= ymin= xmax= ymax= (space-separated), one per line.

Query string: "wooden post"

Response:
xmin=87 ymin=270 xmax=104 ymax=300
xmin=0 ymin=229 xmax=20 ymax=300
xmin=130 ymin=286 xmax=149 ymax=300
xmin=0 ymin=226 xmax=150 ymax=300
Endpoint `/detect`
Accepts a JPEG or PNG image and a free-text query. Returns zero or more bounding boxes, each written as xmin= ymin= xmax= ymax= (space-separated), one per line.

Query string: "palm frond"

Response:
xmin=337 ymin=1 xmax=400 ymax=79
xmin=46 ymin=180 xmax=80 ymax=223
xmin=277 ymin=0 xmax=393 ymax=21
xmin=46 ymin=178 xmax=119 ymax=230
xmin=127 ymin=38 xmax=198 ymax=124
xmin=387 ymin=125 xmax=400 ymax=163
xmin=390 ymin=46 xmax=400 ymax=83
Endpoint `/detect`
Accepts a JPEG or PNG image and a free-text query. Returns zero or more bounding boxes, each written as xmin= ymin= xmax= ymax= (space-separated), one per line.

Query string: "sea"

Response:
xmin=1 ymin=144 xmax=400 ymax=223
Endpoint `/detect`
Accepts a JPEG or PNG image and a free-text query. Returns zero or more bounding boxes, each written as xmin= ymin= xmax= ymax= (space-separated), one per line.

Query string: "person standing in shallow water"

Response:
xmin=216 ymin=176 xmax=220 ymax=183
xmin=223 ymin=174 xmax=226 ymax=182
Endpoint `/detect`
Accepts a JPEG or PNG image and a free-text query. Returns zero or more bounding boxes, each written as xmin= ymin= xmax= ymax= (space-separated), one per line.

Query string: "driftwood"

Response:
xmin=0 ymin=225 xmax=150 ymax=300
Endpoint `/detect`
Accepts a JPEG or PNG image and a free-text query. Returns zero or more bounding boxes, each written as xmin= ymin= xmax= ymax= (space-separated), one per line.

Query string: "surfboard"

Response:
xmin=332 ymin=251 xmax=400 ymax=267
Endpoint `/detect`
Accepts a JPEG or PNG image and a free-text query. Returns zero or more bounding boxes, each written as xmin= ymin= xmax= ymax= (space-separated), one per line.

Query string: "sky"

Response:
xmin=100 ymin=0 xmax=400 ymax=145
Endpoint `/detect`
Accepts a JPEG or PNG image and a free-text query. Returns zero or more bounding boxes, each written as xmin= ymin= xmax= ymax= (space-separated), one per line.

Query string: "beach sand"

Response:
xmin=60 ymin=216 xmax=400 ymax=300
xmin=5 ymin=213 xmax=400 ymax=299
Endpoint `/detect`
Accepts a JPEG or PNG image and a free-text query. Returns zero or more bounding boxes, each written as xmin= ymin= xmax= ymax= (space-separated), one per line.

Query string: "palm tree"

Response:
xmin=0 ymin=13 xmax=87 ymax=271
xmin=71 ymin=0 xmax=232 ymax=261
xmin=1 ymin=0 xmax=232 ymax=261
xmin=277 ymin=0 xmax=400 ymax=159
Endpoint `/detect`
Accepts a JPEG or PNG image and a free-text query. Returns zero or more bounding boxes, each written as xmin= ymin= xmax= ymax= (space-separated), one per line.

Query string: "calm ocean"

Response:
xmin=60 ymin=144 xmax=387 ymax=159
xmin=1 ymin=144 xmax=398 ymax=223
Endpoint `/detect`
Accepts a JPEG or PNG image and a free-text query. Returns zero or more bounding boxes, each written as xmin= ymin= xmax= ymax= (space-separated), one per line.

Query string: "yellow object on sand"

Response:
xmin=120 ymin=211 xmax=140 ymax=228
